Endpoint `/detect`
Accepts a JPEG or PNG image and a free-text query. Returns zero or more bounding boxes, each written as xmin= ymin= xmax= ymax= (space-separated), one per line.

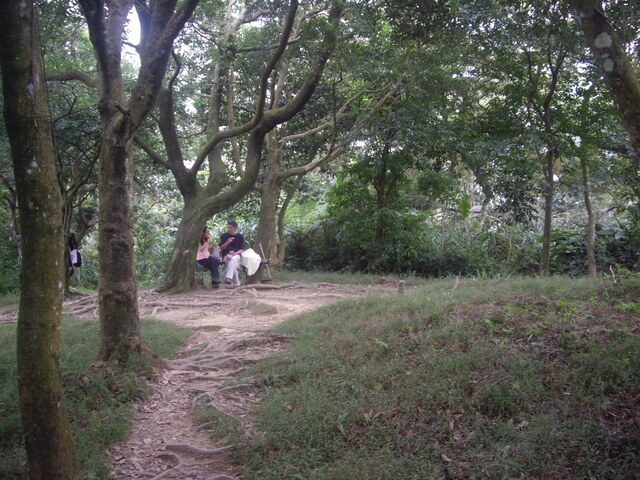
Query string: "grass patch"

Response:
xmin=246 ymin=301 xmax=280 ymax=316
xmin=275 ymin=269 xmax=426 ymax=286
xmin=0 ymin=294 xmax=18 ymax=316
xmin=0 ymin=316 xmax=191 ymax=479
xmin=237 ymin=275 xmax=640 ymax=479
xmin=195 ymin=404 xmax=247 ymax=446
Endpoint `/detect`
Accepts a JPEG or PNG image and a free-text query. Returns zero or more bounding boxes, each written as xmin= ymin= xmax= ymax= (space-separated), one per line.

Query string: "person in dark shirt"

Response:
xmin=219 ymin=220 xmax=244 ymax=287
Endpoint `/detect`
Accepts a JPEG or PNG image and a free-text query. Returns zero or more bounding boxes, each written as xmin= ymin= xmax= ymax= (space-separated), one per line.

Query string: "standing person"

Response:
xmin=220 ymin=220 xmax=244 ymax=287
xmin=67 ymin=233 xmax=82 ymax=277
xmin=196 ymin=226 xmax=221 ymax=288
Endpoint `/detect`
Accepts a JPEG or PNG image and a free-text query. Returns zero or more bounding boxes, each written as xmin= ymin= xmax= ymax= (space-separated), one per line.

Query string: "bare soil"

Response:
xmin=61 ymin=280 xmax=402 ymax=479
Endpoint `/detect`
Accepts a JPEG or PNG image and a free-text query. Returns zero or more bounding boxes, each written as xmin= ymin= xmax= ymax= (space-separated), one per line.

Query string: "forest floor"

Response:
xmin=61 ymin=279 xmax=405 ymax=479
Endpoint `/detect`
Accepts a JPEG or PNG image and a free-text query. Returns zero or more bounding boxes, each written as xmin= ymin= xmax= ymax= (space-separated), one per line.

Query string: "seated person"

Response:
xmin=219 ymin=220 xmax=244 ymax=287
xmin=196 ymin=226 xmax=221 ymax=288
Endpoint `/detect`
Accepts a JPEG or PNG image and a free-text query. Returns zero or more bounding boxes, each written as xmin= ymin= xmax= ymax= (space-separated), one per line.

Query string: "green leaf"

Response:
xmin=459 ymin=194 xmax=471 ymax=219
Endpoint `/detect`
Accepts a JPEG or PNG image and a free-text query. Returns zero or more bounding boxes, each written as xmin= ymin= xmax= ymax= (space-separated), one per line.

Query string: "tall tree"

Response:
xmin=565 ymin=0 xmax=640 ymax=271
xmin=566 ymin=0 xmax=640 ymax=159
xmin=136 ymin=0 xmax=343 ymax=292
xmin=252 ymin=79 xmax=393 ymax=269
xmin=0 ymin=0 xmax=79 ymax=477
xmin=77 ymin=0 xmax=198 ymax=360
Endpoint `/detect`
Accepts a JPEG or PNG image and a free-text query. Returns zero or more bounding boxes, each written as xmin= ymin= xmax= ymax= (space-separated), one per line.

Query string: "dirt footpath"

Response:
xmin=66 ymin=281 xmax=400 ymax=479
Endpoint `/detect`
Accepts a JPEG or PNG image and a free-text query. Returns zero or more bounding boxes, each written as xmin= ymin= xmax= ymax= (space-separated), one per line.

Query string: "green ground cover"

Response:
xmin=237 ymin=275 xmax=640 ymax=479
xmin=0 ymin=317 xmax=191 ymax=479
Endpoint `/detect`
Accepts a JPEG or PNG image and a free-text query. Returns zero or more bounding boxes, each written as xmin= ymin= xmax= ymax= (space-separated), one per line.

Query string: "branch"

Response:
xmin=278 ymin=144 xmax=345 ymax=180
xmin=191 ymin=0 xmax=299 ymax=173
xmin=133 ymin=135 xmax=170 ymax=169
xmin=128 ymin=0 xmax=200 ymax=125
xmin=169 ymin=50 xmax=182 ymax=91
xmin=524 ymin=49 xmax=544 ymax=120
xmin=47 ymin=71 xmax=98 ymax=89
xmin=278 ymin=87 xmax=374 ymax=144
xmin=258 ymin=1 xmax=343 ymax=129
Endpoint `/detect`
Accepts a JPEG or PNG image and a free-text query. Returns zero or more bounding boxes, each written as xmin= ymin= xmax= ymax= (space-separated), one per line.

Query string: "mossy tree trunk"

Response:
xmin=580 ymin=156 xmax=597 ymax=276
xmin=78 ymin=0 xmax=198 ymax=360
xmin=0 ymin=1 xmax=79 ymax=477
xmin=276 ymin=176 xmax=304 ymax=265
xmin=567 ymin=0 xmax=640 ymax=159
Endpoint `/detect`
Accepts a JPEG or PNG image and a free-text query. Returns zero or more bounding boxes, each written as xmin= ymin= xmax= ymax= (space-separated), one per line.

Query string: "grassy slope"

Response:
xmin=238 ymin=275 xmax=640 ymax=479
xmin=0 ymin=317 xmax=192 ymax=479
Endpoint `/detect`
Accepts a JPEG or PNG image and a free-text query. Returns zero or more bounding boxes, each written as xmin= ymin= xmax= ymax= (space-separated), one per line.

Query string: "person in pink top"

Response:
xmin=196 ymin=226 xmax=221 ymax=288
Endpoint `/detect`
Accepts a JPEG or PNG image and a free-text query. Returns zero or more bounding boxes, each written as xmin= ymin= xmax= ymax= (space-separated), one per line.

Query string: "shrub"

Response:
xmin=285 ymin=218 xmax=541 ymax=277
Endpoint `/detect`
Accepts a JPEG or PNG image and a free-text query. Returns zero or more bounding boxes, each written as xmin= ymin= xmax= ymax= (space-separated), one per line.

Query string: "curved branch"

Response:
xmin=257 ymin=1 xmax=343 ymax=130
xmin=133 ymin=135 xmax=170 ymax=169
xmin=278 ymin=145 xmax=345 ymax=180
xmin=47 ymin=71 xmax=98 ymax=89
xmin=191 ymin=0 xmax=299 ymax=173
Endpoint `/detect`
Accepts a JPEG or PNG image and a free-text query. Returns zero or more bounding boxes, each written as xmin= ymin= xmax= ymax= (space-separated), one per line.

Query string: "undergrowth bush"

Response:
xmin=550 ymin=223 xmax=639 ymax=275
xmin=286 ymin=214 xmax=640 ymax=278
xmin=0 ymin=219 xmax=20 ymax=294
xmin=286 ymin=219 xmax=541 ymax=277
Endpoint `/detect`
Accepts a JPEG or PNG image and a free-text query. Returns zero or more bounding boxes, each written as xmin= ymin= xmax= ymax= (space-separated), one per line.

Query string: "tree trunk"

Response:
xmin=277 ymin=175 xmax=303 ymax=266
xmin=159 ymin=196 xmax=214 ymax=292
xmin=374 ymin=146 xmax=390 ymax=245
xmin=0 ymin=1 xmax=79 ymax=477
xmin=79 ymin=0 xmax=199 ymax=359
xmin=540 ymin=149 xmax=554 ymax=275
xmin=97 ymin=120 xmax=141 ymax=360
xmin=580 ymin=156 xmax=597 ymax=276
xmin=567 ymin=0 xmax=640 ymax=159
xmin=254 ymin=174 xmax=283 ymax=268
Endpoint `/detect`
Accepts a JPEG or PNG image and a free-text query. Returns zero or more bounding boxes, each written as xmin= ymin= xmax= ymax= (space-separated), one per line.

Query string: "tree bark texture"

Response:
xmin=580 ymin=156 xmax=597 ymax=276
xmin=277 ymin=176 xmax=303 ymax=266
xmin=164 ymin=194 xmax=219 ymax=291
xmin=540 ymin=149 xmax=554 ymax=275
xmin=0 ymin=1 xmax=79 ymax=477
xmin=567 ymin=1 xmax=640 ymax=159
xmin=527 ymin=49 xmax=564 ymax=275
xmin=254 ymin=171 xmax=284 ymax=269
xmin=97 ymin=122 xmax=141 ymax=359
xmin=79 ymin=0 xmax=198 ymax=360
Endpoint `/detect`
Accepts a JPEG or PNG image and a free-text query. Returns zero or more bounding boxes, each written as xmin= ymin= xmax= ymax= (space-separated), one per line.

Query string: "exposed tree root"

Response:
xmin=217 ymin=383 xmax=254 ymax=393
xmin=0 ymin=312 xmax=18 ymax=324
xmin=163 ymin=440 xmax=234 ymax=456
xmin=182 ymin=375 xmax=234 ymax=383
xmin=151 ymin=450 xmax=237 ymax=480
xmin=195 ymin=421 xmax=217 ymax=432
xmin=150 ymin=452 xmax=181 ymax=480
xmin=241 ymin=282 xmax=297 ymax=290
xmin=225 ymin=334 xmax=294 ymax=351
xmin=173 ymin=356 xmax=254 ymax=372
